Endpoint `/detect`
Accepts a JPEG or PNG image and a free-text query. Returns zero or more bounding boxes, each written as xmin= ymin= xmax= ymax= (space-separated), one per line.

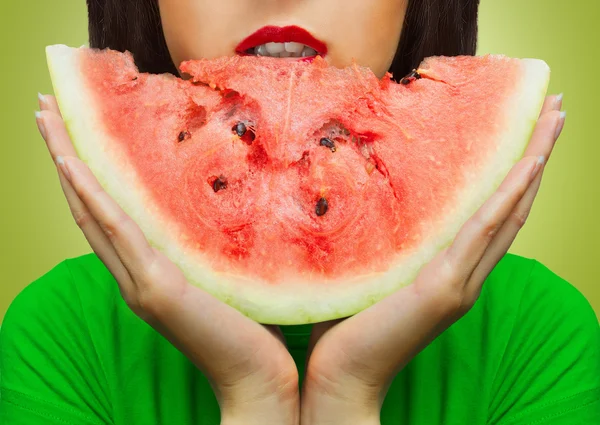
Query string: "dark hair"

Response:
xmin=87 ymin=0 xmax=480 ymax=81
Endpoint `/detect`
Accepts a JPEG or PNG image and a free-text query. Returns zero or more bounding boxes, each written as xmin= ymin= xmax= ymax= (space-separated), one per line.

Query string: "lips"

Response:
xmin=235 ymin=25 xmax=328 ymax=57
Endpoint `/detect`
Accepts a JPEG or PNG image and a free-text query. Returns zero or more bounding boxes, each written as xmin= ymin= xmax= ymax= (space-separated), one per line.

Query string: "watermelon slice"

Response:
xmin=45 ymin=45 xmax=549 ymax=325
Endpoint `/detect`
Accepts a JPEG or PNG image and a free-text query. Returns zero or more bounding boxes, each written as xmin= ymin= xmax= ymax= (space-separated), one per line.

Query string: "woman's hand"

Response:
xmin=35 ymin=94 xmax=299 ymax=425
xmin=300 ymin=94 xmax=566 ymax=425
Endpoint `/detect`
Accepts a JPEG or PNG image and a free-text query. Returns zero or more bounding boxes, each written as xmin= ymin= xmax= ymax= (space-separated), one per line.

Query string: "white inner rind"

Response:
xmin=46 ymin=45 xmax=550 ymax=324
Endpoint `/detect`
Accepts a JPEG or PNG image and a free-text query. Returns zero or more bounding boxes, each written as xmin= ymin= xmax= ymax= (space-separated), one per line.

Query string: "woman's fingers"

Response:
xmin=36 ymin=109 xmax=78 ymax=159
xmin=36 ymin=101 xmax=136 ymax=291
xmin=464 ymin=162 xmax=545 ymax=289
xmin=38 ymin=93 xmax=63 ymax=117
xmin=442 ymin=98 xmax=565 ymax=283
xmin=442 ymin=155 xmax=541 ymax=291
xmin=521 ymin=110 xmax=565 ymax=159
xmin=58 ymin=155 xmax=156 ymax=283
xmin=38 ymin=95 xmax=157 ymax=292
xmin=56 ymin=164 xmax=135 ymax=288
xmin=465 ymin=109 xmax=566 ymax=289
xmin=539 ymin=93 xmax=562 ymax=117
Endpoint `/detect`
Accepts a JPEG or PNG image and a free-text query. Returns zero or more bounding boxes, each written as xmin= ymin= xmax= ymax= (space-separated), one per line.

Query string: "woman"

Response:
xmin=2 ymin=0 xmax=599 ymax=424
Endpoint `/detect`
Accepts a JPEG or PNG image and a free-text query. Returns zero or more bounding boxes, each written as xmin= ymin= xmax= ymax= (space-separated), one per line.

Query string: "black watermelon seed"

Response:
xmin=233 ymin=122 xmax=256 ymax=145
xmin=233 ymin=122 xmax=247 ymax=137
xmin=400 ymin=69 xmax=422 ymax=85
xmin=316 ymin=197 xmax=329 ymax=216
xmin=212 ymin=176 xmax=228 ymax=192
xmin=178 ymin=131 xmax=191 ymax=142
xmin=319 ymin=137 xmax=336 ymax=152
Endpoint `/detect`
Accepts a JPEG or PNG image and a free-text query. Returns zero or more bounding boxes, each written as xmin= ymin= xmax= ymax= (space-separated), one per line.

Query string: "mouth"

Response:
xmin=235 ymin=25 xmax=328 ymax=60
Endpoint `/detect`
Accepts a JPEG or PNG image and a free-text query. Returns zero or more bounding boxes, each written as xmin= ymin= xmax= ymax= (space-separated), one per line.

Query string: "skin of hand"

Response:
xmin=299 ymin=94 xmax=566 ymax=425
xmin=35 ymin=95 xmax=300 ymax=425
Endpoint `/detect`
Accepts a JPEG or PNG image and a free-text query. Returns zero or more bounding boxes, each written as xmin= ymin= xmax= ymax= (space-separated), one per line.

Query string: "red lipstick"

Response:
xmin=235 ymin=25 xmax=328 ymax=57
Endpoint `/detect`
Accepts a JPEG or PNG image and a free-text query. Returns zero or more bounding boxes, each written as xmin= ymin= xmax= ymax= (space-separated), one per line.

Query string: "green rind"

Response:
xmin=45 ymin=45 xmax=550 ymax=325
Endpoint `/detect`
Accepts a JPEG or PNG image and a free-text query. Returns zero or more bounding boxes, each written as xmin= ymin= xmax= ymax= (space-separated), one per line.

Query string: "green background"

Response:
xmin=0 ymin=1 xmax=599 ymax=320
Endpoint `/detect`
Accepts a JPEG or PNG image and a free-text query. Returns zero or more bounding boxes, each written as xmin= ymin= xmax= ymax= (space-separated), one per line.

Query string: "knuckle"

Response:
xmin=440 ymin=250 xmax=466 ymax=286
xmin=420 ymin=283 xmax=465 ymax=321
xmin=480 ymin=218 xmax=501 ymax=240
xmin=118 ymin=253 xmax=183 ymax=324
xmin=472 ymin=193 xmax=508 ymax=241
xmin=430 ymin=278 xmax=468 ymax=319
xmin=137 ymin=254 xmax=165 ymax=289
xmin=441 ymin=288 xmax=467 ymax=318
xmin=101 ymin=212 xmax=131 ymax=240
xmin=122 ymin=283 xmax=161 ymax=323
xmin=510 ymin=208 xmax=531 ymax=228
xmin=465 ymin=287 xmax=482 ymax=308
xmin=133 ymin=286 xmax=156 ymax=318
xmin=426 ymin=255 xmax=479 ymax=320
xmin=119 ymin=288 xmax=142 ymax=314
xmin=72 ymin=208 xmax=92 ymax=229
xmin=84 ymin=185 xmax=105 ymax=206
xmin=134 ymin=260 xmax=170 ymax=319
xmin=440 ymin=255 xmax=460 ymax=284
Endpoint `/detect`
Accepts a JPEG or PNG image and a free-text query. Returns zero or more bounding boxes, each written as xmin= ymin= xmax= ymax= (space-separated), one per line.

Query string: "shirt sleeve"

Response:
xmin=487 ymin=259 xmax=600 ymax=425
xmin=0 ymin=261 xmax=112 ymax=425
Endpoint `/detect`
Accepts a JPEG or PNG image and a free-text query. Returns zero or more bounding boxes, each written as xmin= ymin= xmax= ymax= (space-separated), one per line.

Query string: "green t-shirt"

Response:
xmin=1 ymin=252 xmax=599 ymax=424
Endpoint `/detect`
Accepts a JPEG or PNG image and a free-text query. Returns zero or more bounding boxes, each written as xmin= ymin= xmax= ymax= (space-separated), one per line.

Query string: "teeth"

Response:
xmin=265 ymin=42 xmax=285 ymax=54
xmin=302 ymin=47 xmax=317 ymax=57
xmin=251 ymin=42 xmax=319 ymax=58
xmin=285 ymin=42 xmax=304 ymax=53
xmin=255 ymin=44 xmax=268 ymax=56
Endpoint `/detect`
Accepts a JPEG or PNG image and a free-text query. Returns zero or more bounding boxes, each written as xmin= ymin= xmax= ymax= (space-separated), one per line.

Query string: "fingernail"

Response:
xmin=56 ymin=156 xmax=72 ymax=181
xmin=555 ymin=111 xmax=567 ymax=140
xmin=35 ymin=111 xmax=47 ymax=140
xmin=554 ymin=93 xmax=563 ymax=109
xmin=38 ymin=92 xmax=48 ymax=109
xmin=530 ymin=156 xmax=545 ymax=180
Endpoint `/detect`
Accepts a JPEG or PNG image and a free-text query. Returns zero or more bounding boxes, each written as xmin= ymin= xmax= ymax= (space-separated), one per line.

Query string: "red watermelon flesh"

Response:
xmin=46 ymin=46 xmax=549 ymax=324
